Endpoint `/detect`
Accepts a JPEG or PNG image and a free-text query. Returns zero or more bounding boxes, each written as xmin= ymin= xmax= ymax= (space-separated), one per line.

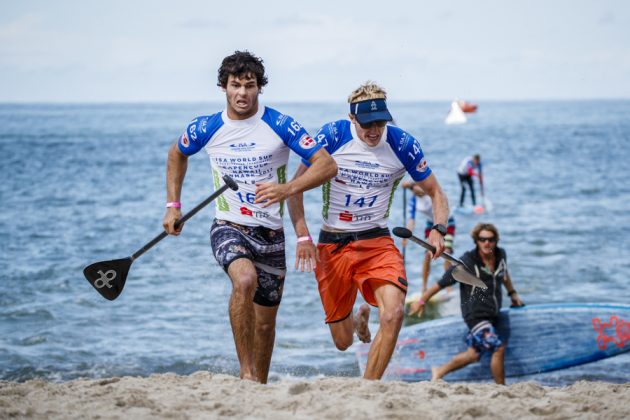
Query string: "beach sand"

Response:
xmin=1 ymin=372 xmax=628 ymax=419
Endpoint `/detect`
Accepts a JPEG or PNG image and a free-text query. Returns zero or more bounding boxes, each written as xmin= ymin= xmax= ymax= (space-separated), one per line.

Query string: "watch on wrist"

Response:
xmin=431 ymin=224 xmax=447 ymax=236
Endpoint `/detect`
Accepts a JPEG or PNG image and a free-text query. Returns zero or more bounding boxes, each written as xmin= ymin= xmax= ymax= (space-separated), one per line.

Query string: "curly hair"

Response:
xmin=347 ymin=81 xmax=387 ymax=103
xmin=471 ymin=223 xmax=500 ymax=243
xmin=217 ymin=51 xmax=268 ymax=88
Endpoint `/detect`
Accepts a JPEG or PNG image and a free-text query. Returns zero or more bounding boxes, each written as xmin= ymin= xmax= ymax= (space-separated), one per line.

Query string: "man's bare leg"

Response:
xmin=328 ymin=303 xmax=370 ymax=350
xmin=253 ymin=303 xmax=279 ymax=384
xmin=431 ymin=347 xmax=479 ymax=381
xmin=363 ymin=282 xmax=405 ymax=380
xmin=422 ymin=251 xmax=431 ymax=293
xmin=227 ymin=258 xmax=258 ymax=381
xmin=328 ymin=313 xmax=355 ymax=351
xmin=354 ymin=304 xmax=371 ymax=343
xmin=490 ymin=345 xmax=506 ymax=385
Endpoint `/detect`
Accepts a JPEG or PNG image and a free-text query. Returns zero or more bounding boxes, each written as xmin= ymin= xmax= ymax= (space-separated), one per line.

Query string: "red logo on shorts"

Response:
xmin=339 ymin=211 xmax=353 ymax=222
xmin=240 ymin=207 xmax=253 ymax=216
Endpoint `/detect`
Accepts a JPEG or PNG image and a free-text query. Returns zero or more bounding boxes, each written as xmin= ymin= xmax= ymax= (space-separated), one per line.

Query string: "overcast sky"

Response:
xmin=1 ymin=0 xmax=629 ymax=102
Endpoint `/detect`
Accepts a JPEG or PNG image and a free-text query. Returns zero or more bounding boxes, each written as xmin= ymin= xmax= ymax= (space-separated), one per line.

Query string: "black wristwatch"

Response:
xmin=431 ymin=224 xmax=447 ymax=236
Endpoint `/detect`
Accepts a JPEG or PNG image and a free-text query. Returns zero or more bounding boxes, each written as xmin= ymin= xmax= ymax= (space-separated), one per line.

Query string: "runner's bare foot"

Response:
xmin=431 ymin=366 xmax=441 ymax=381
xmin=354 ymin=304 xmax=371 ymax=343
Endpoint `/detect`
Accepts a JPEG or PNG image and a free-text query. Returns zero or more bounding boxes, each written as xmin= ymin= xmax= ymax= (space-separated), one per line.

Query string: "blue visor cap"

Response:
xmin=350 ymin=98 xmax=393 ymax=124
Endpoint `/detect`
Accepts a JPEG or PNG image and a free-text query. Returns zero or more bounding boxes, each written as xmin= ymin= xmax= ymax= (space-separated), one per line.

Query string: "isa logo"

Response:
xmin=229 ymin=142 xmax=256 ymax=152
xmin=299 ymin=135 xmax=317 ymax=149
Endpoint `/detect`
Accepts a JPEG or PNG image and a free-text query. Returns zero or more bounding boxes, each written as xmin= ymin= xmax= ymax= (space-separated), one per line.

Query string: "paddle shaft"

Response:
xmin=130 ymin=183 xmax=230 ymax=261
xmin=406 ymin=234 xmax=465 ymax=267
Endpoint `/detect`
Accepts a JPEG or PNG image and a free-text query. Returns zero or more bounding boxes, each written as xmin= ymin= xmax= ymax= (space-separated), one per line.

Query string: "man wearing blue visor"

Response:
xmin=288 ymin=82 xmax=450 ymax=379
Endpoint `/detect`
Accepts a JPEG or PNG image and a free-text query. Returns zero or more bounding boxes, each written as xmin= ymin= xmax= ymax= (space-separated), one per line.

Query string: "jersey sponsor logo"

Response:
xmin=338 ymin=211 xmax=372 ymax=222
xmin=229 ymin=142 xmax=256 ymax=152
xmin=181 ymin=133 xmax=190 ymax=148
xmin=299 ymin=134 xmax=316 ymax=149
xmin=355 ymin=213 xmax=372 ymax=221
xmin=339 ymin=211 xmax=353 ymax=222
xmin=416 ymin=157 xmax=428 ymax=172
xmin=239 ymin=206 xmax=270 ymax=218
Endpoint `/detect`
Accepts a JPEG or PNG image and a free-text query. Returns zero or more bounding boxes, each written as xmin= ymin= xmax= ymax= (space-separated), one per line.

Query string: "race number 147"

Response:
xmin=345 ymin=194 xmax=377 ymax=208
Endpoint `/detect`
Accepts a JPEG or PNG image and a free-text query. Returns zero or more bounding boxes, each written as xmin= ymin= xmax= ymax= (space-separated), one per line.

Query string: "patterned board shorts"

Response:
xmin=466 ymin=320 xmax=503 ymax=353
xmin=210 ymin=219 xmax=287 ymax=307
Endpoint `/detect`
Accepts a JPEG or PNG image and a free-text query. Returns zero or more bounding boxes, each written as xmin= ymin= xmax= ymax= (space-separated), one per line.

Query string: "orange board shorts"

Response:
xmin=314 ymin=229 xmax=407 ymax=323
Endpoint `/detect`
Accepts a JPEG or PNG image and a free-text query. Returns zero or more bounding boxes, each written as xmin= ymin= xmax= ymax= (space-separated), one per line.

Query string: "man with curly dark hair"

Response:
xmin=163 ymin=51 xmax=336 ymax=383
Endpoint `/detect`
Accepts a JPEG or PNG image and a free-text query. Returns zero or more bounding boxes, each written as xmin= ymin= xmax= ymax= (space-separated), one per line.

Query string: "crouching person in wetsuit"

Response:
xmin=410 ymin=223 xmax=524 ymax=384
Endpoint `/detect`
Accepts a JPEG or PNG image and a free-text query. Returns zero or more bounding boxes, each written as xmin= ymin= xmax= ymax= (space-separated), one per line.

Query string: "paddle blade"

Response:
xmin=393 ymin=227 xmax=412 ymax=239
xmin=452 ymin=265 xmax=488 ymax=289
xmin=83 ymin=257 xmax=132 ymax=301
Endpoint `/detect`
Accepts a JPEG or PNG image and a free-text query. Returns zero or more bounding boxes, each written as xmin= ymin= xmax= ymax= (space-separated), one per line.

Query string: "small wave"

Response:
xmin=20 ymin=335 xmax=48 ymax=346
xmin=1 ymin=308 xmax=55 ymax=321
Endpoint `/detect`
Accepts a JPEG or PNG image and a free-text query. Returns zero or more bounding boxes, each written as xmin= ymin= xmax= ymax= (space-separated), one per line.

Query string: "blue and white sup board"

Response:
xmin=356 ymin=303 xmax=630 ymax=381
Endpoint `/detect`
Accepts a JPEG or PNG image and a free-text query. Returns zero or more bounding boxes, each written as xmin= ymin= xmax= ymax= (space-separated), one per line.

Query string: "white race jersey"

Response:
xmin=178 ymin=105 xmax=321 ymax=229
xmin=310 ymin=120 xmax=432 ymax=232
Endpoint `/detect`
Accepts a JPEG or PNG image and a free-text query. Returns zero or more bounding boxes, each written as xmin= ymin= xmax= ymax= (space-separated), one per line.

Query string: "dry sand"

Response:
xmin=1 ymin=372 xmax=628 ymax=419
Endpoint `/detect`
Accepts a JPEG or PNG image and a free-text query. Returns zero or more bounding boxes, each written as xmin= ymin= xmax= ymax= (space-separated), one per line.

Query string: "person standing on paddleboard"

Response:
xmin=287 ymin=81 xmax=449 ymax=380
xmin=410 ymin=223 xmax=525 ymax=384
xmin=162 ymin=51 xmax=337 ymax=383
xmin=456 ymin=154 xmax=482 ymax=208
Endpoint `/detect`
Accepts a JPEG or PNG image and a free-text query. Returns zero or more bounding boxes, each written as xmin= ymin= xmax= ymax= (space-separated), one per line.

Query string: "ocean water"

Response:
xmin=1 ymin=101 xmax=629 ymax=385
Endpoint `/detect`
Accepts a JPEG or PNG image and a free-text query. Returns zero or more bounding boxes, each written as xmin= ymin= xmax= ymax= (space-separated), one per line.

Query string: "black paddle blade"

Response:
xmin=393 ymin=227 xmax=412 ymax=239
xmin=83 ymin=257 xmax=132 ymax=301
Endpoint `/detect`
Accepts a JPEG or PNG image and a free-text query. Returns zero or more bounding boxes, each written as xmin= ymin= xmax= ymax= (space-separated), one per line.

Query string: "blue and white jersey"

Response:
xmin=178 ymin=105 xmax=321 ymax=229
xmin=311 ymin=120 xmax=432 ymax=232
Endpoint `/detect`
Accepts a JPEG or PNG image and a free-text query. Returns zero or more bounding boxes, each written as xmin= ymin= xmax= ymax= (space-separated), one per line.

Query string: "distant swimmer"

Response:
xmin=288 ymin=81 xmax=450 ymax=380
xmin=162 ymin=51 xmax=337 ymax=383
xmin=410 ymin=223 xmax=525 ymax=384
xmin=401 ymin=181 xmax=456 ymax=294
xmin=457 ymin=154 xmax=483 ymax=208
